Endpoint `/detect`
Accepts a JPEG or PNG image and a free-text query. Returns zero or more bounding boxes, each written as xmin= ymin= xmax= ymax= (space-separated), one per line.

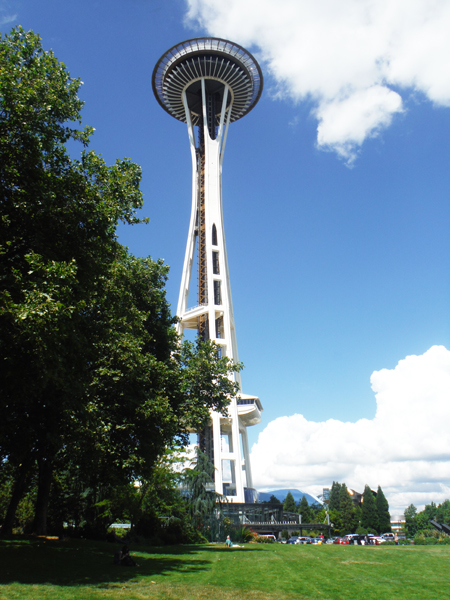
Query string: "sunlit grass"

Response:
xmin=1 ymin=538 xmax=450 ymax=599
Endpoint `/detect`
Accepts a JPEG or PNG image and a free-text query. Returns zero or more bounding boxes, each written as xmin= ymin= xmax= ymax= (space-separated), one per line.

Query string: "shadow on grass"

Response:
xmin=0 ymin=537 xmax=231 ymax=587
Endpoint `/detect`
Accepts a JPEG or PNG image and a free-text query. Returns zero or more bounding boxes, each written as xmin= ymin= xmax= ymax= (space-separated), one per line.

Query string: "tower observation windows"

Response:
xmin=214 ymin=280 xmax=222 ymax=305
xmin=215 ymin=316 xmax=224 ymax=339
xmin=212 ymin=224 xmax=218 ymax=246
xmin=212 ymin=251 xmax=220 ymax=274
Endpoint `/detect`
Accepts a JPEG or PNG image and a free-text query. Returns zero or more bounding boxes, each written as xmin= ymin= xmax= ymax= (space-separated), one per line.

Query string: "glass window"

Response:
xmin=214 ymin=280 xmax=222 ymax=305
xmin=212 ymin=251 xmax=220 ymax=274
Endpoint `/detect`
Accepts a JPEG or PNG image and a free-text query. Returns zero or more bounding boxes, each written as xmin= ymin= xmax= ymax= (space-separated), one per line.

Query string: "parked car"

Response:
xmin=370 ymin=535 xmax=386 ymax=545
xmin=287 ymin=537 xmax=299 ymax=544
xmin=333 ymin=537 xmax=350 ymax=545
xmin=342 ymin=534 xmax=359 ymax=543
xmin=347 ymin=535 xmax=370 ymax=545
xmin=297 ymin=537 xmax=312 ymax=544
xmin=325 ymin=537 xmax=338 ymax=544
xmin=380 ymin=533 xmax=395 ymax=542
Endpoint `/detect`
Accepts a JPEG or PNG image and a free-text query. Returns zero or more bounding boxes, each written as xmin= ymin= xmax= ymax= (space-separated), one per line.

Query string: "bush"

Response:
xmin=231 ymin=526 xmax=256 ymax=543
xmin=413 ymin=534 xmax=450 ymax=545
xmin=255 ymin=536 xmax=275 ymax=543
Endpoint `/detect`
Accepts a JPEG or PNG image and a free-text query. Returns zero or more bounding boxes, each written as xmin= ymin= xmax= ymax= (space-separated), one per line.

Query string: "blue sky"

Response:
xmin=3 ymin=0 xmax=450 ymax=512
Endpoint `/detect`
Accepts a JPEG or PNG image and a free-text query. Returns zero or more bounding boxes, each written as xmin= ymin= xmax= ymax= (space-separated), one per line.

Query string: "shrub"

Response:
xmin=230 ymin=526 xmax=256 ymax=543
xmin=255 ymin=536 xmax=275 ymax=543
xmin=413 ymin=534 xmax=450 ymax=545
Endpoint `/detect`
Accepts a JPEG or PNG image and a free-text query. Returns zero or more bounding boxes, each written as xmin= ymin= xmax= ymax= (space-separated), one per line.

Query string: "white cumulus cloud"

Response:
xmin=249 ymin=346 xmax=450 ymax=513
xmin=185 ymin=0 xmax=450 ymax=163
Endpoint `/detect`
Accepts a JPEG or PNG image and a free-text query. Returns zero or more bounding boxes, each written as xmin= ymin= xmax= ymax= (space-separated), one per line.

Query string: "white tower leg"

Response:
xmin=175 ymin=81 xmax=261 ymax=503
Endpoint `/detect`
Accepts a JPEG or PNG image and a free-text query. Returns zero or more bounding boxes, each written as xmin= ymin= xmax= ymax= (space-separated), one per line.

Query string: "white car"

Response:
xmin=368 ymin=535 xmax=386 ymax=545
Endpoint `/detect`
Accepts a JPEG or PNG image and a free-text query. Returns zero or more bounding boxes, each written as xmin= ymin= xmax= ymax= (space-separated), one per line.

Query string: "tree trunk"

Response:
xmin=1 ymin=457 xmax=34 ymax=536
xmin=33 ymin=457 xmax=53 ymax=536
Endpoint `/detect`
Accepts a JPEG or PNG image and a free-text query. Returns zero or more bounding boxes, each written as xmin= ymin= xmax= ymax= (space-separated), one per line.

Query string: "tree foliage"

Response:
xmin=339 ymin=483 xmax=356 ymax=535
xmin=283 ymin=492 xmax=297 ymax=513
xmin=376 ymin=486 xmax=391 ymax=533
xmin=298 ymin=495 xmax=312 ymax=523
xmin=0 ymin=26 xmax=147 ymax=534
xmin=328 ymin=481 xmax=342 ymax=511
xmin=183 ymin=447 xmax=224 ymax=541
xmin=361 ymin=485 xmax=378 ymax=533
xmin=266 ymin=495 xmax=281 ymax=504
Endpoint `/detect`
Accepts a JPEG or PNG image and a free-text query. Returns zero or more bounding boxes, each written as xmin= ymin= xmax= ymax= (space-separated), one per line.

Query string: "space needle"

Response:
xmin=153 ymin=38 xmax=263 ymax=503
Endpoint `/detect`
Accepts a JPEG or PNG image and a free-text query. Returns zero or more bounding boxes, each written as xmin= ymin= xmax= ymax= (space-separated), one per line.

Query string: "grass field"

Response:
xmin=1 ymin=537 xmax=450 ymax=600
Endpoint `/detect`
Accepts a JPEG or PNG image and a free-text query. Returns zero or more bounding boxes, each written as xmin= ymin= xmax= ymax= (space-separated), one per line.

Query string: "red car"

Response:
xmin=333 ymin=537 xmax=350 ymax=545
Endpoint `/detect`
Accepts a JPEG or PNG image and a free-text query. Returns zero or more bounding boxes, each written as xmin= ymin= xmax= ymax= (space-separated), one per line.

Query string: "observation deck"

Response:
xmin=237 ymin=394 xmax=262 ymax=427
xmin=152 ymin=37 xmax=263 ymax=126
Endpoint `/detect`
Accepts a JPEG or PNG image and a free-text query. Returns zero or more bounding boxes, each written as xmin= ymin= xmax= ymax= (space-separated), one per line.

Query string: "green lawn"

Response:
xmin=1 ymin=538 xmax=450 ymax=599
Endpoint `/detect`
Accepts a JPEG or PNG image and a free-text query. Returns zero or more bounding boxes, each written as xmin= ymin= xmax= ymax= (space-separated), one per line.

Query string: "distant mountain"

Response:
xmin=258 ymin=489 xmax=323 ymax=506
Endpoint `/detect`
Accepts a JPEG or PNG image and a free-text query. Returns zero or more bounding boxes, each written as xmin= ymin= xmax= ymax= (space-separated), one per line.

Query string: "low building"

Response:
xmin=390 ymin=514 xmax=405 ymax=533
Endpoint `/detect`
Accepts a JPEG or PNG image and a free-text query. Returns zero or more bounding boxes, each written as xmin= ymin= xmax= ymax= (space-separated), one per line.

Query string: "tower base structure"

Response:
xmin=153 ymin=38 xmax=264 ymax=503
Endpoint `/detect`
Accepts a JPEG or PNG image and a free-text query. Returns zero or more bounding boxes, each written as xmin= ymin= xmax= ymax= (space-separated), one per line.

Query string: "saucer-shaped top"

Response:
xmin=152 ymin=37 xmax=263 ymax=125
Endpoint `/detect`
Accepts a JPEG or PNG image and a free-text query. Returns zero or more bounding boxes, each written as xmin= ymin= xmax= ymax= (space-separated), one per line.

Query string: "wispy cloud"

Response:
xmin=186 ymin=0 xmax=450 ymax=164
xmin=0 ymin=13 xmax=17 ymax=25
xmin=0 ymin=5 xmax=18 ymax=25
xmin=250 ymin=346 xmax=450 ymax=513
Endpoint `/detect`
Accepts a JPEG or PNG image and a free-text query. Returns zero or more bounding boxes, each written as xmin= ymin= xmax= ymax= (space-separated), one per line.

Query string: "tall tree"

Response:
xmin=375 ymin=486 xmax=391 ymax=533
xmin=183 ymin=447 xmax=221 ymax=532
xmin=283 ymin=492 xmax=297 ymax=513
xmin=404 ymin=504 xmax=417 ymax=537
xmin=328 ymin=481 xmax=342 ymax=511
xmin=269 ymin=495 xmax=281 ymax=504
xmin=0 ymin=27 xmax=145 ymax=534
xmin=361 ymin=485 xmax=379 ymax=533
xmin=262 ymin=495 xmax=281 ymax=504
xmin=339 ymin=483 xmax=356 ymax=534
xmin=298 ymin=495 xmax=313 ymax=523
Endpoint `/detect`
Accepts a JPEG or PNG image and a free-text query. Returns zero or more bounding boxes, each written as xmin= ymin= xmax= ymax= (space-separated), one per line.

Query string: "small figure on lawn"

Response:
xmin=225 ymin=535 xmax=242 ymax=548
xmin=114 ymin=545 xmax=139 ymax=566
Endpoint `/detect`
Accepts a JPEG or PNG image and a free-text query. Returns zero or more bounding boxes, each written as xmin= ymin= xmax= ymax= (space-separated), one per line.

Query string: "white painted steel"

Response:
xmin=154 ymin=38 xmax=263 ymax=503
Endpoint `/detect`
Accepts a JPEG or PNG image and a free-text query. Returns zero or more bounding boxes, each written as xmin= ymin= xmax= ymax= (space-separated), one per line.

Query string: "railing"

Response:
xmin=184 ymin=303 xmax=207 ymax=314
xmin=247 ymin=521 xmax=300 ymax=525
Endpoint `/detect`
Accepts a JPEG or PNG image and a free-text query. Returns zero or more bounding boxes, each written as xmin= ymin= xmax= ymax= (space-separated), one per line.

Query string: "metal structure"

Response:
xmin=152 ymin=38 xmax=263 ymax=503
